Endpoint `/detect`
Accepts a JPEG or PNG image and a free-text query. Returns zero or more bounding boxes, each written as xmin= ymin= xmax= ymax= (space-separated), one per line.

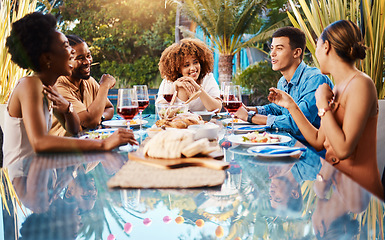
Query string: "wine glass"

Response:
xmin=220 ymin=81 xmax=233 ymax=102
xmin=162 ymin=80 xmax=175 ymax=103
xmin=117 ymin=88 xmax=139 ymax=125
xmin=223 ymin=85 xmax=242 ymax=135
xmin=134 ymin=85 xmax=149 ymax=142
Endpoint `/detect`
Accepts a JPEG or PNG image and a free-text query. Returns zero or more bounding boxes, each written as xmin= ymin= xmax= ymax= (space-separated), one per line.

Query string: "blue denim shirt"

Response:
xmin=255 ymin=61 xmax=333 ymax=144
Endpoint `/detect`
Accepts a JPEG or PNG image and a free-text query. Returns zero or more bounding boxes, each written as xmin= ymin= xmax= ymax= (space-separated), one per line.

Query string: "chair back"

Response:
xmin=378 ymin=99 xmax=385 ymax=179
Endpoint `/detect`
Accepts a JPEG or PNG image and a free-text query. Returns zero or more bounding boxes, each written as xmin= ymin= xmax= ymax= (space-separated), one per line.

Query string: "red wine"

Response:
xmin=223 ymin=94 xmax=235 ymax=101
xmin=117 ymin=106 xmax=139 ymax=120
xmin=223 ymin=101 xmax=242 ymax=113
xmin=163 ymin=94 xmax=173 ymax=103
xmin=138 ymin=100 xmax=149 ymax=111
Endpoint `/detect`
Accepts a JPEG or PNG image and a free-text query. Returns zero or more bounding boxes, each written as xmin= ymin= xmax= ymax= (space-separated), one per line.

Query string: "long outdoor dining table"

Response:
xmin=1 ymin=114 xmax=384 ymax=239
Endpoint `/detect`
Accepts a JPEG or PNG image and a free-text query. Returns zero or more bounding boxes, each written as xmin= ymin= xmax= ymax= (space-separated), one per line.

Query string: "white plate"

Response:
xmin=247 ymin=146 xmax=302 ymax=158
xmin=80 ymin=128 xmax=118 ymax=139
xmin=80 ymin=129 xmax=139 ymax=140
xmin=228 ymin=133 xmax=291 ymax=146
xmin=233 ymin=125 xmax=268 ymax=133
xmin=221 ymin=118 xmax=249 ymax=125
xmin=102 ymin=119 xmax=148 ymax=128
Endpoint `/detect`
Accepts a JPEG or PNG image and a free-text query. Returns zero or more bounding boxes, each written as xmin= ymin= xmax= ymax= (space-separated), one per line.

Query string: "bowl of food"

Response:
xmin=188 ymin=123 xmax=220 ymax=140
xmin=156 ymin=103 xmax=188 ymax=119
xmin=192 ymin=111 xmax=215 ymax=122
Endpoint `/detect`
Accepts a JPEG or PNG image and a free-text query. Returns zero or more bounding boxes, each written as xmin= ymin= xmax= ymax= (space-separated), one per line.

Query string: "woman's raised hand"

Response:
xmin=315 ymin=83 xmax=334 ymax=109
xmin=102 ymin=128 xmax=138 ymax=151
xmin=43 ymin=85 xmax=72 ymax=114
xmin=268 ymin=87 xmax=296 ymax=109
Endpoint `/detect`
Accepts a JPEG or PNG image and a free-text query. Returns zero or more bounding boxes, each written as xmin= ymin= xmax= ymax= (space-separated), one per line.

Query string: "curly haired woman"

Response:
xmin=268 ymin=20 xmax=384 ymax=200
xmin=3 ymin=12 xmax=137 ymax=167
xmin=156 ymin=38 xmax=222 ymax=112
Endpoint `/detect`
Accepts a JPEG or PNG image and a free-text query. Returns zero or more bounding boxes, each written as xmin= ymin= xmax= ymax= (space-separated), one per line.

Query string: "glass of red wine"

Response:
xmin=162 ymin=80 xmax=175 ymax=103
xmin=223 ymin=85 xmax=242 ymax=135
xmin=134 ymin=85 xmax=149 ymax=141
xmin=117 ymin=88 xmax=139 ymax=125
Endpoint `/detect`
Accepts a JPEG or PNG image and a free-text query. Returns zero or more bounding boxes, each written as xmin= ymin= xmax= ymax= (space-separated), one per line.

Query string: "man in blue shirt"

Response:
xmin=236 ymin=27 xmax=333 ymax=144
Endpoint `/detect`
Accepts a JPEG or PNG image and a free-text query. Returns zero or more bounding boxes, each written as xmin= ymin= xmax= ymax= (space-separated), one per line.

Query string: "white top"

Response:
xmin=156 ymin=73 xmax=220 ymax=111
xmin=3 ymin=95 xmax=52 ymax=177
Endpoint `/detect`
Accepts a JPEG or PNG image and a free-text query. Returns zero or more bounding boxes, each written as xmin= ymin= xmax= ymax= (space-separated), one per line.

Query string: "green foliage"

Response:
xmin=234 ymin=61 xmax=281 ymax=106
xmin=170 ymin=0 xmax=268 ymax=55
xmin=59 ymin=0 xmax=176 ymax=87
xmin=100 ymin=55 xmax=162 ymax=88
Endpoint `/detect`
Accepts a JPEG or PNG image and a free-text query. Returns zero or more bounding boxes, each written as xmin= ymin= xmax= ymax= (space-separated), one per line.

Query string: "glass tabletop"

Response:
xmin=1 ymin=114 xmax=384 ymax=239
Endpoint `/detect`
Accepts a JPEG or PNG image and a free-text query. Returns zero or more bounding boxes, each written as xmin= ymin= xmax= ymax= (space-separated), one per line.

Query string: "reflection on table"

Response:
xmin=1 ymin=114 xmax=384 ymax=240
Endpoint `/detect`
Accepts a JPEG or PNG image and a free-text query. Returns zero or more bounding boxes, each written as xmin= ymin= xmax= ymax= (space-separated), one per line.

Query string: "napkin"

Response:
xmin=251 ymin=147 xmax=306 ymax=155
xmin=236 ymin=126 xmax=267 ymax=131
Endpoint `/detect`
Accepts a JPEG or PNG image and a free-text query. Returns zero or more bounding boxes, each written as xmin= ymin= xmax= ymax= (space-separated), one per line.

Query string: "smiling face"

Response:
xmin=71 ymin=42 xmax=93 ymax=80
xmin=270 ymin=36 xmax=300 ymax=73
xmin=180 ymin=55 xmax=201 ymax=81
xmin=48 ymin=31 xmax=75 ymax=76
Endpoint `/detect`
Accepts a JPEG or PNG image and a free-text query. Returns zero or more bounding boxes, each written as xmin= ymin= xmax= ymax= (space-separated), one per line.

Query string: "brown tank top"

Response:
xmin=323 ymin=78 xmax=384 ymax=200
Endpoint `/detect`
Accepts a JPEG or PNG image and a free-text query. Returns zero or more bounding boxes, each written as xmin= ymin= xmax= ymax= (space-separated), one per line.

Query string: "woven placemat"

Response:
xmin=107 ymin=160 xmax=226 ymax=189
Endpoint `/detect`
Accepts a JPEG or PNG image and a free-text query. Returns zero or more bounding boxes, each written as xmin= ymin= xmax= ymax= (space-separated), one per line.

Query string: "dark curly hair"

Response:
xmin=6 ymin=12 xmax=57 ymax=72
xmin=158 ymin=38 xmax=214 ymax=85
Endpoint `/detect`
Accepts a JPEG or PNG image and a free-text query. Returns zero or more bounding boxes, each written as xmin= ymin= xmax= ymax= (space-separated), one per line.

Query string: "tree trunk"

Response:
xmin=218 ymin=54 xmax=234 ymax=85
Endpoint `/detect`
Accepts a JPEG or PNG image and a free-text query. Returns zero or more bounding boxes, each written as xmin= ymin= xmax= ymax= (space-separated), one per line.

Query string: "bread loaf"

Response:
xmin=143 ymin=129 xmax=194 ymax=159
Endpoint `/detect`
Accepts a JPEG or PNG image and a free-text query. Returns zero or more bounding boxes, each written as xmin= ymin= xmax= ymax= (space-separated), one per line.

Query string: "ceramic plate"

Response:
xmin=80 ymin=128 xmax=139 ymax=140
xmin=80 ymin=128 xmax=118 ymax=139
xmin=247 ymin=146 xmax=303 ymax=158
xmin=221 ymin=118 xmax=249 ymax=125
xmin=228 ymin=133 xmax=291 ymax=146
xmin=102 ymin=119 xmax=148 ymax=128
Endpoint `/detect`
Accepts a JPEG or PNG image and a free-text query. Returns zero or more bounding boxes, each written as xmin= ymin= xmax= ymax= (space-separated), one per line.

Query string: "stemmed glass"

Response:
xmin=134 ymin=85 xmax=149 ymax=142
xmin=220 ymin=81 xmax=233 ymax=102
xmin=117 ymin=88 xmax=139 ymax=148
xmin=223 ymin=85 xmax=242 ymax=135
xmin=162 ymin=80 xmax=175 ymax=103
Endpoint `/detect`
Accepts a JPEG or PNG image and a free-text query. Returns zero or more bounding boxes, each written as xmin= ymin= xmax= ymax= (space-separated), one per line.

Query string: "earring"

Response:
xmin=47 ymin=61 xmax=51 ymax=69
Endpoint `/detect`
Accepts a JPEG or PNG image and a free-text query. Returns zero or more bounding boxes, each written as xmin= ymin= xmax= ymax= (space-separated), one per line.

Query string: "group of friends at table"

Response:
xmin=2 ymin=10 xmax=384 ymax=217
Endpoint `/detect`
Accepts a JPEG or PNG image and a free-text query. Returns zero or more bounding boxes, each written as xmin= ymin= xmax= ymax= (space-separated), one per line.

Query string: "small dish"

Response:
xmin=156 ymin=103 xmax=188 ymax=119
xmin=188 ymin=123 xmax=220 ymax=140
xmin=192 ymin=111 xmax=215 ymax=122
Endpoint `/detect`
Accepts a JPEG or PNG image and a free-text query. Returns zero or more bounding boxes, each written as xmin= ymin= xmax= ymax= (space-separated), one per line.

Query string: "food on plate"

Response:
xmin=83 ymin=131 xmax=114 ymax=139
xmin=155 ymin=112 xmax=204 ymax=129
xmin=242 ymin=131 xmax=280 ymax=143
xmin=143 ymin=129 xmax=219 ymax=159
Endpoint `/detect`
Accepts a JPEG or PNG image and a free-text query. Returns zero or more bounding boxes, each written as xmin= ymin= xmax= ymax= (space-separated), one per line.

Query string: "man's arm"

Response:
xmin=102 ymin=100 xmax=114 ymax=121
xmin=270 ymin=75 xmax=331 ymax=134
xmin=78 ymin=74 xmax=116 ymax=129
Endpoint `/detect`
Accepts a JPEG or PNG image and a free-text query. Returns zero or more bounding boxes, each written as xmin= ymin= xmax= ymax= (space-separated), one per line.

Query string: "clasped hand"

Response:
xmin=43 ymin=85 xmax=71 ymax=114
xmin=174 ymin=76 xmax=200 ymax=97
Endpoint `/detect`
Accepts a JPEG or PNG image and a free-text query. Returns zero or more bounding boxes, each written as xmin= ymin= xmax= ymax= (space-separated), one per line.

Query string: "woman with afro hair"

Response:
xmin=3 ymin=12 xmax=137 ymax=168
xmin=157 ymin=38 xmax=222 ymax=112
